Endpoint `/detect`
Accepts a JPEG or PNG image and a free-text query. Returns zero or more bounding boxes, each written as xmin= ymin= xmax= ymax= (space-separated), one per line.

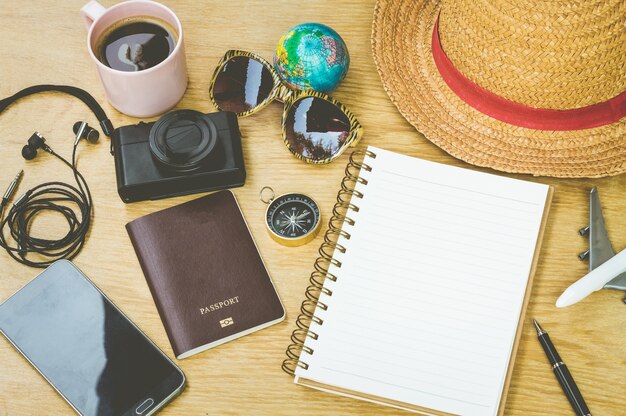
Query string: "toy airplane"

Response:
xmin=556 ymin=187 xmax=626 ymax=307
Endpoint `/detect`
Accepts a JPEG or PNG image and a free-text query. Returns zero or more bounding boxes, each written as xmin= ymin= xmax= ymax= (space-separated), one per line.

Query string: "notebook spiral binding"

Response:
xmin=281 ymin=149 xmax=376 ymax=376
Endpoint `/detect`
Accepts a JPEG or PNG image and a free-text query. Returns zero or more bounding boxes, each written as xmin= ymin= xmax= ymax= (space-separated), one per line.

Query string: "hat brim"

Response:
xmin=371 ymin=0 xmax=626 ymax=177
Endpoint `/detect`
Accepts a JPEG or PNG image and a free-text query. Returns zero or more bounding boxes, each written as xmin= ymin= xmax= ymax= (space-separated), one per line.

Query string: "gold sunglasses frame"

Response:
xmin=209 ymin=49 xmax=364 ymax=164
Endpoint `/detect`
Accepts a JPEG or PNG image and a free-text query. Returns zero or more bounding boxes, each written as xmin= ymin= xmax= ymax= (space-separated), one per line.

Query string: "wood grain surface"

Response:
xmin=0 ymin=1 xmax=624 ymax=415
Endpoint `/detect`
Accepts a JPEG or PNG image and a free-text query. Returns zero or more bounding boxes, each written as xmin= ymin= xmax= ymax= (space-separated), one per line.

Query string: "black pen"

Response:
xmin=533 ymin=319 xmax=591 ymax=416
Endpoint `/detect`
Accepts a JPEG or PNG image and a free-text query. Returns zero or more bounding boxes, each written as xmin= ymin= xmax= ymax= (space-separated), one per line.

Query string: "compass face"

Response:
xmin=266 ymin=193 xmax=320 ymax=240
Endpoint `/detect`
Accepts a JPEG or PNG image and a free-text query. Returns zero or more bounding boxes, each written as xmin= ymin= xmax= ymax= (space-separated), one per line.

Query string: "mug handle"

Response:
xmin=80 ymin=1 xmax=107 ymax=30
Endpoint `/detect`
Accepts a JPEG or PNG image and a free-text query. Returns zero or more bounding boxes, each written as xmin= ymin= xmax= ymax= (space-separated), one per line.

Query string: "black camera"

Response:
xmin=112 ymin=110 xmax=246 ymax=203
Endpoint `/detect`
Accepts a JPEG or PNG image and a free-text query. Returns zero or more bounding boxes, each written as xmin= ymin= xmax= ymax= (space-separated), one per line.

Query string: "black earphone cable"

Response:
xmin=0 ymin=142 xmax=93 ymax=268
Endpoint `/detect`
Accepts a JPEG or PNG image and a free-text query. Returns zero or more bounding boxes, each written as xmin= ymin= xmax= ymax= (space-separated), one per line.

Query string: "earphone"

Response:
xmin=21 ymin=132 xmax=51 ymax=160
xmin=0 ymin=121 xmax=96 ymax=267
xmin=21 ymin=122 xmax=99 ymax=160
xmin=73 ymin=121 xmax=100 ymax=144
xmin=0 ymin=84 xmax=112 ymax=267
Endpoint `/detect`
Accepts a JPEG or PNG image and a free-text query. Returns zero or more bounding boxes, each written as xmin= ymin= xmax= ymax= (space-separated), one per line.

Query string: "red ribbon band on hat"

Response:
xmin=431 ymin=17 xmax=626 ymax=130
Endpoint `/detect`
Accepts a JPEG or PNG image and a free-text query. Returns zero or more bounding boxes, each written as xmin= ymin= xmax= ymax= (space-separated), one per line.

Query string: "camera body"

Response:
xmin=112 ymin=110 xmax=246 ymax=203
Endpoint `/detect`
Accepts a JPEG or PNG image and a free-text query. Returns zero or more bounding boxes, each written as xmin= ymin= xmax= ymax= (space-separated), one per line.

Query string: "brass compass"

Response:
xmin=260 ymin=187 xmax=321 ymax=247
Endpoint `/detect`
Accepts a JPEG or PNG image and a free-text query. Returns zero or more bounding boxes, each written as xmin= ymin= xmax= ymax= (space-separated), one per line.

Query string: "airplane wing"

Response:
xmin=586 ymin=187 xmax=626 ymax=290
xmin=588 ymin=187 xmax=615 ymax=269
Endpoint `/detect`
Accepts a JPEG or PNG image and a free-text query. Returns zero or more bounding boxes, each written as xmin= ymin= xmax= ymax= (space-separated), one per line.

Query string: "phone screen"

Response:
xmin=0 ymin=261 xmax=184 ymax=416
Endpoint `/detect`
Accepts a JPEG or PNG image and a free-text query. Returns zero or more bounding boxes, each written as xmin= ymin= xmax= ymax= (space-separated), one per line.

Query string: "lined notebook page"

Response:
xmin=294 ymin=146 xmax=550 ymax=416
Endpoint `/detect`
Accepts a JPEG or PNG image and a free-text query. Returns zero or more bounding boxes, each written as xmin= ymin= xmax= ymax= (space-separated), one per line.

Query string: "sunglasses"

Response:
xmin=209 ymin=50 xmax=363 ymax=164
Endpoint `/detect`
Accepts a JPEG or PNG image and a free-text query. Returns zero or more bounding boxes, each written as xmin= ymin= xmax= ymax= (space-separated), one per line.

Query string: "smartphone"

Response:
xmin=0 ymin=260 xmax=185 ymax=416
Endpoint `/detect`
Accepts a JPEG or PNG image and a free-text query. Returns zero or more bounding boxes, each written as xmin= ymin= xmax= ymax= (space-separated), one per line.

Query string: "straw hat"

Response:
xmin=371 ymin=0 xmax=626 ymax=177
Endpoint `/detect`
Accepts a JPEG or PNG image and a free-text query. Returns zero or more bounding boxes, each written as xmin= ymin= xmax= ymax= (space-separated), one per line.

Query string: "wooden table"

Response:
xmin=0 ymin=1 xmax=624 ymax=415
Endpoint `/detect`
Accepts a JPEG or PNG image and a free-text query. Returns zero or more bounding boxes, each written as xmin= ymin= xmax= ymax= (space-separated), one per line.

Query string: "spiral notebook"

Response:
xmin=282 ymin=146 xmax=553 ymax=416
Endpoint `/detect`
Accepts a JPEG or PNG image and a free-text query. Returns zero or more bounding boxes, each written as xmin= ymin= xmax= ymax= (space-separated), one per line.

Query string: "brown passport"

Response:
xmin=126 ymin=191 xmax=285 ymax=359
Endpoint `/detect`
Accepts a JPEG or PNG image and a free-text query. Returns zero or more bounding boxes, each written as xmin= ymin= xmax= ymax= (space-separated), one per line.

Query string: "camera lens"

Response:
xmin=149 ymin=110 xmax=221 ymax=172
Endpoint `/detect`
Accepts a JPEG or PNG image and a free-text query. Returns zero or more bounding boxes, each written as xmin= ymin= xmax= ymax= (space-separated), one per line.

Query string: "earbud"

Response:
xmin=73 ymin=121 xmax=99 ymax=144
xmin=22 ymin=132 xmax=51 ymax=160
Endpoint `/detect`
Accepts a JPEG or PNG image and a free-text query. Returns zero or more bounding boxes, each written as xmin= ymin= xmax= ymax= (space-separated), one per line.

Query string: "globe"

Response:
xmin=274 ymin=23 xmax=350 ymax=94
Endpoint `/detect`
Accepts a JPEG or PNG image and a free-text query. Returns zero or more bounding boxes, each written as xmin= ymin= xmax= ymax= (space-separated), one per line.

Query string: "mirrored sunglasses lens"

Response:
xmin=212 ymin=56 xmax=274 ymax=113
xmin=284 ymin=97 xmax=351 ymax=162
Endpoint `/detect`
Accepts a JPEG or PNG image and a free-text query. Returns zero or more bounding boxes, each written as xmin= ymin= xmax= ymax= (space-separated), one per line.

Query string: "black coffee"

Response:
xmin=96 ymin=17 xmax=177 ymax=72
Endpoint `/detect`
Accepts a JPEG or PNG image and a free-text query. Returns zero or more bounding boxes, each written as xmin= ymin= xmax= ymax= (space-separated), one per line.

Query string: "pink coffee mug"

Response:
xmin=81 ymin=0 xmax=188 ymax=117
